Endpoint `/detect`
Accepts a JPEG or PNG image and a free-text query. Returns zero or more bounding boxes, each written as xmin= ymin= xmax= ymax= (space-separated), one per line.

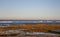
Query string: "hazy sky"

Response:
xmin=0 ymin=0 xmax=60 ymax=20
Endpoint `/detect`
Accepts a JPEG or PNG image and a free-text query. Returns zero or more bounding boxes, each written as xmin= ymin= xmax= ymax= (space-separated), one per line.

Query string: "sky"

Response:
xmin=0 ymin=0 xmax=60 ymax=20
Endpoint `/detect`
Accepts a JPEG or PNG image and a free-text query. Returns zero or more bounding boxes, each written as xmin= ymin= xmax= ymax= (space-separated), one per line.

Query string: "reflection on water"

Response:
xmin=0 ymin=29 xmax=58 ymax=36
xmin=17 ymin=32 xmax=57 ymax=36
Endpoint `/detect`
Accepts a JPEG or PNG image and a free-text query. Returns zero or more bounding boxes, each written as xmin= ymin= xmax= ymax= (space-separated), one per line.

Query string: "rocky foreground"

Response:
xmin=0 ymin=24 xmax=60 ymax=37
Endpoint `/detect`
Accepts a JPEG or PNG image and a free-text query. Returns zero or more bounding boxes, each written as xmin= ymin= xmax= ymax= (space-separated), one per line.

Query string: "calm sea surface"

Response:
xmin=0 ymin=20 xmax=60 ymax=24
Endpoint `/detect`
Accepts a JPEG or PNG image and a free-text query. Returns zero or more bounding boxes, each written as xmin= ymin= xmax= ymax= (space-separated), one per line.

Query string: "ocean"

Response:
xmin=0 ymin=20 xmax=60 ymax=24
